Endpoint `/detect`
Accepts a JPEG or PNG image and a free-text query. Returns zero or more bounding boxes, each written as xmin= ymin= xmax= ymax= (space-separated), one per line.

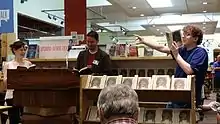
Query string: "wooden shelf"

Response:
xmin=80 ymin=75 xmax=196 ymax=124
xmin=30 ymin=56 xmax=172 ymax=62
xmin=82 ymin=88 xmax=191 ymax=103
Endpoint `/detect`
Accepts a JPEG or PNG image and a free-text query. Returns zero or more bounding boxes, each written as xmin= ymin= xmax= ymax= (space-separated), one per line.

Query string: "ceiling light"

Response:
xmin=203 ymin=10 xmax=207 ymax=13
xmin=152 ymin=25 xmax=156 ymax=27
xmin=156 ymin=29 xmax=160 ymax=31
xmin=202 ymin=2 xmax=208 ymax=4
xmin=203 ymin=27 xmax=206 ymax=29
xmin=160 ymin=32 xmax=163 ymax=35
xmin=203 ymin=22 xmax=206 ymax=25
xmin=167 ymin=25 xmax=184 ymax=31
xmin=140 ymin=14 xmax=145 ymax=17
xmin=132 ymin=6 xmax=137 ymax=9
xmin=87 ymin=0 xmax=112 ymax=7
xmin=146 ymin=0 xmax=173 ymax=8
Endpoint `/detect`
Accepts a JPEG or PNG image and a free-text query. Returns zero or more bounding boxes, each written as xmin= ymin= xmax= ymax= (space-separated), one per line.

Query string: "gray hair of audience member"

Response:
xmin=97 ymin=84 xmax=139 ymax=120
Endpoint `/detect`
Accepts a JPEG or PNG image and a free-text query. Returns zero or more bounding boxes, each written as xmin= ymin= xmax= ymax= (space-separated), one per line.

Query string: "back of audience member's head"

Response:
xmin=97 ymin=84 xmax=139 ymax=122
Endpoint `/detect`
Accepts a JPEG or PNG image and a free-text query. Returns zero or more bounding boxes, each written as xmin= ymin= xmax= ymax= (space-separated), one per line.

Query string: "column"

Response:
xmin=64 ymin=0 xmax=86 ymax=36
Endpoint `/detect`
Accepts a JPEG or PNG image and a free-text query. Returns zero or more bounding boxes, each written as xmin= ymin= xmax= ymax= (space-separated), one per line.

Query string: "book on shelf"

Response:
xmin=17 ymin=64 xmax=36 ymax=69
xmin=106 ymin=44 xmax=116 ymax=56
xmin=128 ymin=45 xmax=138 ymax=57
xmin=72 ymin=67 xmax=92 ymax=75
xmin=26 ymin=44 xmax=39 ymax=59
xmin=115 ymin=44 xmax=127 ymax=57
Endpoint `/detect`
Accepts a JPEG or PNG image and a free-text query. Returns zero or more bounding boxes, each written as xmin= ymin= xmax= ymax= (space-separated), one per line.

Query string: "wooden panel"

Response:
xmin=82 ymin=89 xmax=191 ymax=103
xmin=7 ymin=69 xmax=80 ymax=89
xmin=13 ymin=89 xmax=79 ymax=107
xmin=22 ymin=115 xmax=75 ymax=124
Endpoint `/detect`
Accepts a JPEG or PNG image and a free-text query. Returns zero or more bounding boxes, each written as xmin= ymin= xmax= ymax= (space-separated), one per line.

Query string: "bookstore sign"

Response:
xmin=0 ymin=0 xmax=14 ymax=33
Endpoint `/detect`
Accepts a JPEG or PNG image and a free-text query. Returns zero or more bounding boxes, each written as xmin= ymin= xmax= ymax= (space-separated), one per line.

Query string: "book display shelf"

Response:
xmin=79 ymin=75 xmax=196 ymax=124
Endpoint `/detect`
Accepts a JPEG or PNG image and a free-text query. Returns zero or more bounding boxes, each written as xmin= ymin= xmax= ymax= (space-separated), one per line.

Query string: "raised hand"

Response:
xmin=170 ymin=41 xmax=179 ymax=58
xmin=134 ymin=34 xmax=145 ymax=44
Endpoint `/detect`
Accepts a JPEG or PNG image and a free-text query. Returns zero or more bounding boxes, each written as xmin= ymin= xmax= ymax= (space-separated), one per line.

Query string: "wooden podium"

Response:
xmin=7 ymin=69 xmax=80 ymax=124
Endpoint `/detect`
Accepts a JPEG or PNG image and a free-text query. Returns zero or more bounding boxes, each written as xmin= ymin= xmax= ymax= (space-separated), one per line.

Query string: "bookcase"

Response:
xmin=79 ymin=75 xmax=196 ymax=124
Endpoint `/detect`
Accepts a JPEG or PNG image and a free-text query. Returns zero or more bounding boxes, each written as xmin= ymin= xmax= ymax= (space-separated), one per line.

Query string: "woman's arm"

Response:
xmin=2 ymin=62 xmax=8 ymax=90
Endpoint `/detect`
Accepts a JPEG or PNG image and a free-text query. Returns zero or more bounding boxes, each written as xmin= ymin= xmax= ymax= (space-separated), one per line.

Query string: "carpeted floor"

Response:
xmin=199 ymin=93 xmax=218 ymax=124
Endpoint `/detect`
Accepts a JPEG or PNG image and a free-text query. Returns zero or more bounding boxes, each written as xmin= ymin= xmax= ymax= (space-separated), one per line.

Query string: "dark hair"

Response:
xmin=87 ymin=31 xmax=99 ymax=41
xmin=183 ymin=25 xmax=203 ymax=45
xmin=10 ymin=41 xmax=25 ymax=54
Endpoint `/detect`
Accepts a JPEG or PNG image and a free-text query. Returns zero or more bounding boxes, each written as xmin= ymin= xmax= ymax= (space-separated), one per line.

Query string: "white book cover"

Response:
xmin=136 ymin=77 xmax=152 ymax=90
xmin=152 ymin=75 xmax=171 ymax=90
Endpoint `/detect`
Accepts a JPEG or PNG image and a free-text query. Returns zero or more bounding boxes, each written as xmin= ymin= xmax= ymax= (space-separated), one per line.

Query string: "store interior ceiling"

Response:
xmin=18 ymin=14 xmax=63 ymax=39
xmin=87 ymin=0 xmax=220 ymax=36
xmin=18 ymin=0 xmax=220 ymax=38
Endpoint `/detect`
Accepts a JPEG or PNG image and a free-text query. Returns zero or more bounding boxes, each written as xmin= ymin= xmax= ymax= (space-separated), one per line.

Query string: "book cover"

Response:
xmin=26 ymin=44 xmax=39 ymax=59
xmin=17 ymin=64 xmax=36 ymax=69
xmin=106 ymin=44 xmax=116 ymax=56
xmin=115 ymin=44 xmax=126 ymax=57
xmin=72 ymin=67 xmax=92 ymax=75
xmin=166 ymin=30 xmax=183 ymax=48
xmin=128 ymin=45 xmax=138 ymax=57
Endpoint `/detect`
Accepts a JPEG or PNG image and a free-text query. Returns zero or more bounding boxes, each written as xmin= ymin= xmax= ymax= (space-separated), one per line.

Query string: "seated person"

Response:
xmin=75 ymin=31 xmax=112 ymax=75
xmin=3 ymin=41 xmax=33 ymax=124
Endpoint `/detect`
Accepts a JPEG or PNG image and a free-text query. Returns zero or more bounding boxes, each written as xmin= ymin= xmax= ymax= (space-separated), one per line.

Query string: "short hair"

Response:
xmin=87 ymin=31 xmax=99 ymax=41
xmin=183 ymin=25 xmax=203 ymax=45
xmin=10 ymin=41 xmax=25 ymax=54
xmin=97 ymin=84 xmax=139 ymax=119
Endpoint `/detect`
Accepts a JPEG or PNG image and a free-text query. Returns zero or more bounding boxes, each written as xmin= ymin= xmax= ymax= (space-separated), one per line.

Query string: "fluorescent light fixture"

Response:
xmin=140 ymin=14 xmax=145 ymax=17
xmin=203 ymin=10 xmax=207 ymax=13
xmin=152 ymin=25 xmax=156 ymax=27
xmin=156 ymin=29 xmax=160 ymax=31
xmin=132 ymin=6 xmax=137 ymax=9
xmin=167 ymin=25 xmax=184 ymax=31
xmin=203 ymin=22 xmax=206 ymax=25
xmin=202 ymin=2 xmax=208 ymax=4
xmin=146 ymin=0 xmax=173 ymax=8
xmin=160 ymin=32 xmax=164 ymax=35
xmin=87 ymin=0 xmax=112 ymax=7
xmin=203 ymin=27 xmax=206 ymax=29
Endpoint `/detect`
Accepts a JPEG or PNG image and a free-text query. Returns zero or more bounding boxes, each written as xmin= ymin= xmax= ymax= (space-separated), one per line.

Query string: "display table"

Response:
xmin=7 ymin=69 xmax=80 ymax=124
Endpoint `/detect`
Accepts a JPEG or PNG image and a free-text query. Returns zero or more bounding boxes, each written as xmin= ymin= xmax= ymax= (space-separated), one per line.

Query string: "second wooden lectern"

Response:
xmin=7 ymin=69 xmax=80 ymax=124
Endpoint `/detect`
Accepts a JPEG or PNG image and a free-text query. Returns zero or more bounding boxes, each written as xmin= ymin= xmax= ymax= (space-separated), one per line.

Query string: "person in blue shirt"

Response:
xmin=213 ymin=55 xmax=220 ymax=90
xmin=135 ymin=25 xmax=208 ymax=107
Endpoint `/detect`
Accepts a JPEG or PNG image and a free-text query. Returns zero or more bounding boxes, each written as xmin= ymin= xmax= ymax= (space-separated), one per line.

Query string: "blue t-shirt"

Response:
xmin=175 ymin=46 xmax=208 ymax=106
xmin=213 ymin=62 xmax=220 ymax=77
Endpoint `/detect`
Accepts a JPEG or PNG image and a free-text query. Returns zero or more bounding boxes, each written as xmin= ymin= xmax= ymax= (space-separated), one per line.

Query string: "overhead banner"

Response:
xmin=0 ymin=0 xmax=14 ymax=33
